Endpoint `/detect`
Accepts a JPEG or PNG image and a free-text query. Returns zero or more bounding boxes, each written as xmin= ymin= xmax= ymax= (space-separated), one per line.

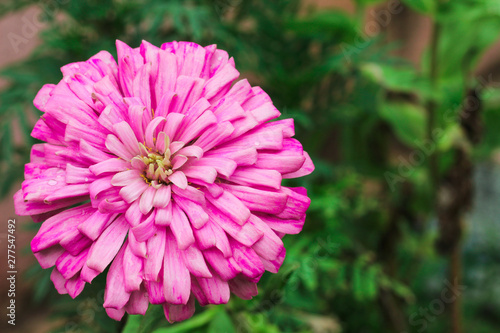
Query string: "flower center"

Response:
xmin=131 ymin=134 xmax=173 ymax=186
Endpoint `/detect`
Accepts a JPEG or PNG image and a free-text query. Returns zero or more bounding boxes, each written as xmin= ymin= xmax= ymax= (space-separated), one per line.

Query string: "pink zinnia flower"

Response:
xmin=14 ymin=40 xmax=314 ymax=322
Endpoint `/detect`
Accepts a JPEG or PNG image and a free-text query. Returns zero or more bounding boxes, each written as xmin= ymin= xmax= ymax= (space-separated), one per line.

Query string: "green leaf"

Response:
xmin=361 ymin=63 xmax=430 ymax=96
xmin=286 ymin=11 xmax=357 ymax=42
xmin=364 ymin=265 xmax=379 ymax=300
xmin=299 ymin=257 xmax=318 ymax=291
xmin=137 ymin=305 xmax=166 ymax=333
xmin=123 ymin=315 xmax=142 ymax=333
xmin=208 ymin=310 xmax=235 ymax=333
xmin=353 ymin=0 xmax=387 ymax=6
xmin=401 ymin=0 xmax=436 ymax=14
xmin=153 ymin=307 xmax=219 ymax=333
xmin=352 ymin=261 xmax=364 ymax=301
xmin=379 ymin=102 xmax=427 ymax=148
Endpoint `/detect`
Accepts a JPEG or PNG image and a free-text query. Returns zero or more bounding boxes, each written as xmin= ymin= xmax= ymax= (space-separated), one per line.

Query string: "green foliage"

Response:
xmin=3 ymin=0 xmax=500 ymax=332
xmin=401 ymin=0 xmax=436 ymax=15
xmin=379 ymin=101 xmax=427 ymax=148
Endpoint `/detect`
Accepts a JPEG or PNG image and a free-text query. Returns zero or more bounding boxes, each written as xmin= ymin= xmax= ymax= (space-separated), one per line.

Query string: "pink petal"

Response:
xmin=65 ymin=275 xmax=86 ymax=299
xmin=144 ymin=227 xmax=166 ymax=281
xmin=168 ymin=171 xmax=188 ymax=189
xmin=139 ymin=186 xmax=156 ymax=215
xmin=260 ymin=247 xmax=286 ymax=273
xmin=162 ymin=112 xmax=185 ymax=142
xmin=131 ymin=211 xmax=157 ymax=242
xmin=153 ymin=185 xmax=171 ymax=208
xmin=203 ymin=63 xmax=239 ymax=100
xmin=155 ymin=51 xmax=177 ymax=104
xmin=171 ymin=184 xmax=205 ymax=205
xmin=65 ymin=164 xmax=95 ymax=184
xmin=170 ymin=203 xmax=195 ymax=250
xmin=103 ymin=246 xmax=131 ymax=309
xmin=34 ymin=84 xmax=56 ymax=111
xmin=222 ymin=184 xmax=287 ymax=214
xmin=195 ymin=270 xmax=230 ymax=304
xmin=163 ymin=296 xmax=195 ymax=323
xmin=50 ymin=268 xmax=68 ymax=294
xmin=228 ymin=275 xmax=258 ymax=300
xmin=105 ymin=307 xmax=125 ymax=321
xmin=228 ymin=167 xmax=282 ymax=190
xmin=205 ymin=146 xmax=257 ymax=166
xmin=119 ymin=178 xmax=149 ymax=203
xmin=174 ymin=196 xmax=209 ymax=229
xmin=128 ymin=230 xmax=147 ymax=258
xmin=105 ymin=134 xmax=134 ymax=160
xmin=125 ymin=288 xmax=149 ymax=315
xmin=203 ymin=248 xmax=241 ymax=281
xmin=113 ymin=121 xmax=141 ymax=156
xmin=155 ymin=204 xmax=172 ymax=226
xmin=146 ymin=279 xmax=166 ymax=304
xmin=190 ymin=157 xmax=236 ymax=178
xmin=282 ymin=151 xmax=314 ymax=179
xmin=163 ymin=232 xmax=191 ymax=304
xmin=34 ymin=245 xmax=65 ymax=269
xmin=257 ymin=213 xmax=305 ymax=235
xmin=276 ymin=187 xmax=311 ymax=219
xmin=181 ymin=245 xmax=212 ymax=278
xmin=56 ymin=248 xmax=90 ymax=280
xmin=194 ymin=121 xmax=234 ymax=151
xmin=175 ymin=145 xmax=204 ymax=160
xmin=206 ymin=191 xmax=250 ymax=226
xmin=59 ymin=229 xmax=92 ymax=255
xmin=86 ymin=215 xmax=129 ymax=272
xmin=193 ymin=219 xmax=232 ymax=257
xmin=144 ymin=116 xmax=166 ymax=148
xmin=125 ymin=200 xmax=142 ymax=227
xmin=133 ymin=62 xmax=152 ymax=112
xmin=78 ymin=211 xmax=118 ymax=241
xmin=31 ymin=204 xmax=94 ymax=252
xmin=230 ymin=240 xmax=265 ymax=280
xmin=171 ymin=155 xmax=188 ymax=170
xmin=249 ymin=215 xmax=284 ymax=261
xmin=123 ymin=243 xmax=143 ymax=292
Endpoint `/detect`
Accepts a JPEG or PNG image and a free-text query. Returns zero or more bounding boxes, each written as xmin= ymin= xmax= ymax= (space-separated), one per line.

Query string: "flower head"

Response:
xmin=15 ymin=40 xmax=314 ymax=322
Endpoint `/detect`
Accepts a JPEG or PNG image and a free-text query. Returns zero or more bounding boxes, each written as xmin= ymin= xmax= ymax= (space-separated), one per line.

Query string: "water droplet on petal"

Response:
xmin=84 ymin=177 xmax=89 ymax=182
xmin=254 ymin=142 xmax=260 ymax=146
xmin=48 ymin=179 xmax=57 ymax=186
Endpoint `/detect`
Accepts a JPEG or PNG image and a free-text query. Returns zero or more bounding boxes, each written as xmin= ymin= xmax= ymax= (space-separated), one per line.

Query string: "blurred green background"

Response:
xmin=1 ymin=0 xmax=500 ymax=332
